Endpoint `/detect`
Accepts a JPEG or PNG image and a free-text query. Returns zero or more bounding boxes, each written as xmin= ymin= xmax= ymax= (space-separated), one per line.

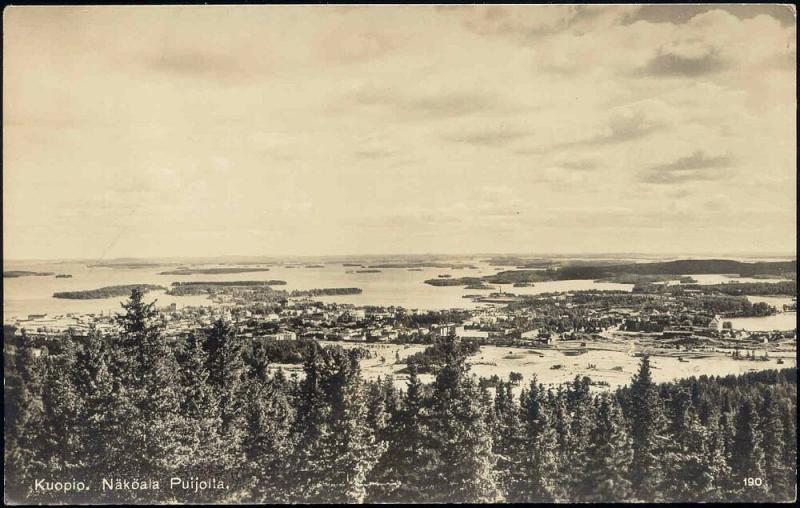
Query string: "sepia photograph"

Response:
xmin=3 ymin=3 xmax=797 ymax=504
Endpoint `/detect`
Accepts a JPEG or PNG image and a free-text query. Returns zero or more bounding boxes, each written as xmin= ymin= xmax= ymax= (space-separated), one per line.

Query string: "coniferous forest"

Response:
xmin=4 ymin=290 xmax=797 ymax=503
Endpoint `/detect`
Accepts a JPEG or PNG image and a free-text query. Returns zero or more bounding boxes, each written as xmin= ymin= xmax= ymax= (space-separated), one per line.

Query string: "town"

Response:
xmin=9 ymin=279 xmax=796 ymax=361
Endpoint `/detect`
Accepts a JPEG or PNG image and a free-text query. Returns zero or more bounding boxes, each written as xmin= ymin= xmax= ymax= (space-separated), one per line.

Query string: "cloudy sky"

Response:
xmin=3 ymin=5 xmax=796 ymax=260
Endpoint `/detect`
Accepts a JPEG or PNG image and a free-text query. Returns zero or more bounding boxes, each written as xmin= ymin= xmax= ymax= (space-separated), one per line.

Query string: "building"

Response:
xmin=455 ymin=326 xmax=489 ymax=340
xmin=708 ymin=315 xmax=723 ymax=332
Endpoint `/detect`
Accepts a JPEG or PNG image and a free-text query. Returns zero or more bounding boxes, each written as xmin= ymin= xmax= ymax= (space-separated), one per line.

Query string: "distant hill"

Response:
xmin=558 ymin=259 xmax=796 ymax=279
xmin=4 ymin=271 xmax=55 ymax=278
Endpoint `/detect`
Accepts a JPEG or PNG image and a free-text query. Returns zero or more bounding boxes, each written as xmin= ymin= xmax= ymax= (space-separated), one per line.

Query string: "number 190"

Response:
xmin=743 ymin=477 xmax=763 ymax=487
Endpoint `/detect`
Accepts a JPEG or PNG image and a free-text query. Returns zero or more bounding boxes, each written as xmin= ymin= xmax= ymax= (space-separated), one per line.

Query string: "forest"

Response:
xmin=4 ymin=289 xmax=796 ymax=503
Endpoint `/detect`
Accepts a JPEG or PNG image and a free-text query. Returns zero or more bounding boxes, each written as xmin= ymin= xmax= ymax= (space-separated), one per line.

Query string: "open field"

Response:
xmin=267 ymin=337 xmax=796 ymax=391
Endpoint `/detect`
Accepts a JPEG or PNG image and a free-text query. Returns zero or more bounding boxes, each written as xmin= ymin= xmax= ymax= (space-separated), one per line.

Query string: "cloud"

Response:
xmin=559 ymin=101 xmax=672 ymax=148
xmin=144 ymin=47 xmax=268 ymax=81
xmin=638 ymin=47 xmax=728 ymax=77
xmin=453 ymin=5 xmax=640 ymax=40
xmin=442 ymin=126 xmax=530 ymax=147
xmin=348 ymin=85 xmax=500 ymax=119
xmin=625 ymin=4 xmax=796 ymax=27
xmin=639 ymin=150 xmax=733 ymax=184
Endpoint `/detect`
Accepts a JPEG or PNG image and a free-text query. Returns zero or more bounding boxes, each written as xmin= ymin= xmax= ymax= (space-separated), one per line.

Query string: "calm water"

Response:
xmin=4 ymin=259 xmax=634 ymax=320
xmin=3 ymin=260 xmax=795 ymax=331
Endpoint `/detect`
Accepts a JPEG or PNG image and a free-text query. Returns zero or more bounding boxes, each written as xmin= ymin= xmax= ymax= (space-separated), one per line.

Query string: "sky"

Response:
xmin=3 ymin=4 xmax=797 ymax=260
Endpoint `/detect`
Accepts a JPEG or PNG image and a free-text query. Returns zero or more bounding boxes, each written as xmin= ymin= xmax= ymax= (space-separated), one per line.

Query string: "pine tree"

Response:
xmin=506 ymin=377 xmax=559 ymax=502
xmin=730 ymin=399 xmax=768 ymax=501
xmin=427 ymin=338 xmax=497 ymax=502
xmin=576 ymin=393 xmax=632 ymax=502
xmin=627 ymin=355 xmax=668 ymax=501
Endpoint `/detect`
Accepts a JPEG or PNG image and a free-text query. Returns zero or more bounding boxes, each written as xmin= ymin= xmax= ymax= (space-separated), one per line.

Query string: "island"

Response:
xmin=53 ymin=284 xmax=165 ymax=299
xmin=167 ymin=280 xmax=287 ymax=296
xmin=466 ymin=283 xmax=495 ymax=290
xmin=367 ymin=262 xmax=477 ymax=269
xmin=4 ymin=271 xmax=55 ymax=278
xmin=290 ymin=288 xmax=362 ymax=296
xmin=424 ymin=259 xmax=798 ymax=288
xmin=88 ymin=262 xmax=164 ymax=269
xmin=424 ymin=277 xmax=483 ymax=287
xmin=595 ymin=273 xmax=676 ymax=284
xmin=159 ymin=267 xmax=271 ymax=275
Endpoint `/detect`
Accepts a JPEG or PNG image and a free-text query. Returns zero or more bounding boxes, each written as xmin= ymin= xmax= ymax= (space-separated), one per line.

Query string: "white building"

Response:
xmin=455 ymin=326 xmax=489 ymax=340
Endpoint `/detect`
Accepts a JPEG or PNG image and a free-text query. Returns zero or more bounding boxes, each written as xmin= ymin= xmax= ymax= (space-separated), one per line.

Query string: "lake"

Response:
xmin=3 ymin=260 xmax=796 ymax=331
xmin=3 ymin=259 xmax=634 ymax=320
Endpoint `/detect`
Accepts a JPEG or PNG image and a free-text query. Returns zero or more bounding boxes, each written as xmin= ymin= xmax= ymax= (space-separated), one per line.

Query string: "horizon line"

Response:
xmin=3 ymin=251 xmax=797 ymax=264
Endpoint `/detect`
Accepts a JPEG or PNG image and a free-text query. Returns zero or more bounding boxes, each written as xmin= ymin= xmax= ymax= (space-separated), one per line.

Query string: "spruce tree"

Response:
xmin=203 ymin=318 xmax=248 ymax=486
xmin=5 ymin=332 xmax=46 ymax=502
xmin=704 ymin=408 xmax=734 ymax=501
xmin=109 ymin=289 xmax=185 ymax=500
xmin=287 ymin=346 xmax=384 ymax=503
xmin=427 ymin=338 xmax=497 ymax=502
xmin=38 ymin=335 xmax=84 ymax=503
xmin=204 ymin=318 xmax=246 ymax=436
xmin=493 ymin=380 xmax=522 ymax=498
xmin=759 ymin=389 xmax=789 ymax=501
xmin=71 ymin=327 xmax=120 ymax=496
xmin=780 ymin=405 xmax=797 ymax=502
xmin=379 ymin=362 xmax=436 ymax=503
xmin=240 ymin=345 xmax=294 ymax=503
xmin=576 ymin=393 xmax=632 ymax=502
xmin=506 ymin=376 xmax=559 ymax=502
xmin=661 ymin=388 xmax=715 ymax=501
xmin=628 ymin=355 xmax=668 ymax=501
xmin=365 ymin=376 xmax=403 ymax=502
xmin=176 ymin=333 xmax=228 ymax=503
xmin=731 ymin=399 xmax=768 ymax=501
xmin=550 ymin=386 xmax=573 ymax=501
